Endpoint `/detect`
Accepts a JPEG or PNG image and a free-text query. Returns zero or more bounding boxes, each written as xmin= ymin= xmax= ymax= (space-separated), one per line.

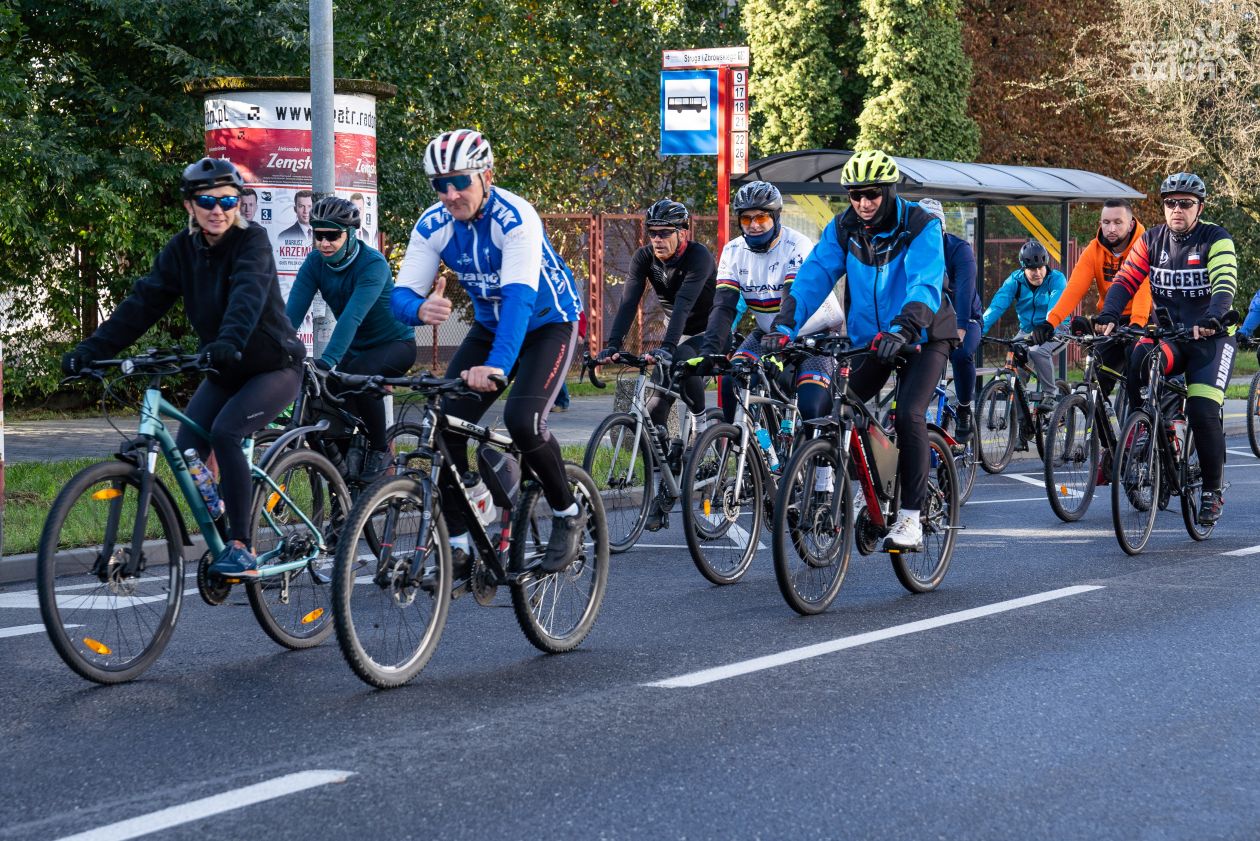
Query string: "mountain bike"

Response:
xmin=579 ymin=352 xmax=720 ymax=553
xmin=1111 ymin=322 xmax=1227 ymax=554
xmin=1042 ymin=331 xmax=1128 ymax=522
xmin=677 ymin=351 xmax=801 ymax=585
xmin=38 ymin=351 xmax=350 ymax=684
xmin=771 ymin=337 xmax=961 ymax=615
xmin=330 ymin=372 xmax=609 ymax=688
xmin=1239 ymin=336 xmax=1260 ymax=458
xmin=878 ymin=375 xmax=976 ymax=504
xmin=975 ymin=336 xmax=1059 ymax=473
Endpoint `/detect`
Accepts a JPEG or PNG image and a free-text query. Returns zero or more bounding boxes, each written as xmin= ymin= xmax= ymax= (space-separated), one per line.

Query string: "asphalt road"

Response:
xmin=4 ymin=439 xmax=1260 ymax=840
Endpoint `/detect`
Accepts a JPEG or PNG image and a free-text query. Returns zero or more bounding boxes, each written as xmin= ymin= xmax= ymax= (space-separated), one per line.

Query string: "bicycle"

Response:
xmin=579 ymin=352 xmax=720 ymax=553
xmin=1111 ymin=320 xmax=1229 ymax=554
xmin=1238 ymin=336 xmax=1260 ymax=458
xmin=677 ymin=351 xmax=801 ymax=585
xmin=1040 ymin=331 xmax=1132 ymax=522
xmin=330 ymin=372 xmax=609 ymax=688
xmin=771 ymin=337 xmax=961 ymax=615
xmin=975 ymin=336 xmax=1060 ymax=473
xmin=877 ymin=375 xmax=977 ymax=504
xmin=38 ymin=351 xmax=350 ymax=684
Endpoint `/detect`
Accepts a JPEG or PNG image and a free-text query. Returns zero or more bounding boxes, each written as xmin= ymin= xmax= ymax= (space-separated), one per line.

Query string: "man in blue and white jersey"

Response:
xmin=392 ymin=129 xmax=586 ymax=574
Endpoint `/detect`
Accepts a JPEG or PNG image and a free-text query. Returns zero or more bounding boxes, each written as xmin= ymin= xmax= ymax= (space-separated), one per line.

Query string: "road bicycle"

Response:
xmin=38 ymin=351 xmax=349 ymax=684
xmin=975 ymin=336 xmax=1061 ymax=473
xmin=1111 ymin=320 xmax=1234 ymax=554
xmin=330 ymin=372 xmax=609 ymax=688
xmin=771 ymin=337 xmax=961 ymax=614
xmin=579 ymin=352 xmax=720 ymax=553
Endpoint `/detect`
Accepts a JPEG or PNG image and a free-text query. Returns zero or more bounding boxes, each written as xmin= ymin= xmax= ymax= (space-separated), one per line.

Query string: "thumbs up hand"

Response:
xmin=418 ymin=275 xmax=453 ymax=325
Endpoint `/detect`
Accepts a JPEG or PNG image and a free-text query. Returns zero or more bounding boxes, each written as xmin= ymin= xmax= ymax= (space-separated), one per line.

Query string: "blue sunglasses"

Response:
xmin=431 ymin=174 xmax=474 ymax=194
xmin=193 ymin=194 xmax=240 ymax=211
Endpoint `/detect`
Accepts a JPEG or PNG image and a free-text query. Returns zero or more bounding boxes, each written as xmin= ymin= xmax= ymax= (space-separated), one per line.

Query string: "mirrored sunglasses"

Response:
xmin=193 ymin=194 xmax=240 ymax=211
xmin=432 ymin=174 xmax=474 ymax=193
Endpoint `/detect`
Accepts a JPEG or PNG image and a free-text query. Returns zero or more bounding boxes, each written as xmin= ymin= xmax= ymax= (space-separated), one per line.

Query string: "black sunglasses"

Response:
xmin=1163 ymin=198 xmax=1199 ymax=210
xmin=646 ymin=227 xmax=679 ymax=240
xmin=193 ymin=194 xmax=240 ymax=211
xmin=432 ymin=174 xmax=474 ymax=193
xmin=313 ymin=229 xmax=345 ymax=242
xmin=847 ymin=188 xmax=882 ymax=203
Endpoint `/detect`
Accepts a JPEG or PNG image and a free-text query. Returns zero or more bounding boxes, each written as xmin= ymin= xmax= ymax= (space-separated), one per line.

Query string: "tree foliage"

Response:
xmin=742 ymin=0 xmax=865 ymax=155
xmin=854 ymin=0 xmax=979 ymax=160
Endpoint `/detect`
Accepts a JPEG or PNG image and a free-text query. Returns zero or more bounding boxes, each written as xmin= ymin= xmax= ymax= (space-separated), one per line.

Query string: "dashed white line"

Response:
xmin=1221 ymin=544 xmax=1260 ymax=557
xmin=645 ymin=585 xmax=1105 ymax=689
xmin=1003 ymin=473 xmax=1048 ymax=489
xmin=0 ymin=623 xmax=74 ymax=639
xmin=53 ymin=770 xmax=355 ymax=841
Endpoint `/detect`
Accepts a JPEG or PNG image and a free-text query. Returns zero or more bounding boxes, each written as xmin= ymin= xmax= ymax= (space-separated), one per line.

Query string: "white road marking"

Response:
xmin=1227 ymin=448 xmax=1256 ymax=458
xmin=645 ymin=585 xmax=1105 ymax=689
xmin=53 ymin=770 xmax=355 ymax=841
xmin=1221 ymin=544 xmax=1260 ymax=556
xmin=0 ymin=623 xmax=77 ymax=639
xmin=1003 ymin=473 xmax=1048 ymax=489
xmin=964 ymin=496 xmax=1048 ymax=506
xmin=0 ymin=589 xmax=198 ymax=611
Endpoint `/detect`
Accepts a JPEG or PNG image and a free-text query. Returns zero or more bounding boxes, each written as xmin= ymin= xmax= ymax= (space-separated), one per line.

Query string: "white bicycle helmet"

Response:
xmin=424 ymin=129 xmax=495 ymax=176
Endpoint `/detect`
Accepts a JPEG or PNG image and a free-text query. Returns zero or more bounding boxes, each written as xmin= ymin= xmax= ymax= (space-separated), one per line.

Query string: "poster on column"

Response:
xmin=202 ymin=90 xmax=381 ymax=351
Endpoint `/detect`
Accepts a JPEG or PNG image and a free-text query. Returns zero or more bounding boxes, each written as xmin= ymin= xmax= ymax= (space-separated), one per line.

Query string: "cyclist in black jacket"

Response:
xmin=597 ymin=199 xmax=717 ymax=428
xmin=62 ymin=158 xmax=307 ymax=579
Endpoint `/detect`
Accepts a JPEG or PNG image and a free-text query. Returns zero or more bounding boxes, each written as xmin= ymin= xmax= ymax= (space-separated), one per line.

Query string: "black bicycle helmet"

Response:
xmin=180 ymin=157 xmax=244 ymax=198
xmin=311 ymin=196 xmax=362 ymax=229
xmin=1019 ymin=240 xmax=1051 ymax=269
xmin=645 ymin=199 xmax=690 ymax=229
xmin=1159 ymin=171 xmax=1206 ymax=200
xmin=733 ymin=181 xmax=783 ymax=213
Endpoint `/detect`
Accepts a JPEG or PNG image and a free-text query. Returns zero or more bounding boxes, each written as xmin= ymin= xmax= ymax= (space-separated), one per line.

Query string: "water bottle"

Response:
xmin=1170 ymin=417 xmax=1187 ymax=458
xmin=463 ymin=471 xmax=497 ymax=527
xmin=184 ymin=449 xmax=225 ymax=519
xmin=344 ymin=433 xmax=366 ymax=479
xmin=779 ymin=417 xmax=794 ymax=436
xmin=755 ymin=428 xmax=780 ymax=471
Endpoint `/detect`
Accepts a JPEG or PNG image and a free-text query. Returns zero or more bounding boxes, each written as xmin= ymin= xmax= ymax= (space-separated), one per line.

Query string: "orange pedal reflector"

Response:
xmin=703 ymin=499 xmax=712 ymax=517
xmin=83 ymin=638 xmax=112 ymax=655
xmin=1059 ymin=485 xmax=1068 ymax=496
xmin=301 ymin=608 xmax=324 ymax=625
xmin=266 ymin=484 xmax=287 ymax=512
xmin=92 ymin=488 xmax=123 ymax=501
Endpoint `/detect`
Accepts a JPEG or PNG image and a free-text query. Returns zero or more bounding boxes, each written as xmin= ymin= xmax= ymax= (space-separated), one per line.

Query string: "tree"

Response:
xmin=854 ymin=0 xmax=979 ymax=161
xmin=742 ymin=0 xmax=865 ymax=155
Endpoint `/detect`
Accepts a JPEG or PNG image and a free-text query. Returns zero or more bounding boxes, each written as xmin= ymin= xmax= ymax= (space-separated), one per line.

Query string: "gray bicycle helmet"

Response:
xmin=1159 ymin=171 xmax=1206 ymax=200
xmin=180 ymin=157 xmax=244 ymax=198
xmin=733 ymin=181 xmax=783 ymax=213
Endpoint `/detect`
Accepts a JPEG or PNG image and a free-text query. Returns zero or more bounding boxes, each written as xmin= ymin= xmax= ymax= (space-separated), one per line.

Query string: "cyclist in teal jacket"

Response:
xmin=981 ymin=240 xmax=1069 ymax=406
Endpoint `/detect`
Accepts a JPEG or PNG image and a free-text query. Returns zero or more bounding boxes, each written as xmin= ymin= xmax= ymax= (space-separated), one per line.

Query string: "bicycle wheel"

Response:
xmin=246 ymin=448 xmax=350 ymax=649
xmin=582 ymin=413 xmax=653 ymax=554
xmin=1179 ymin=428 xmax=1214 ymax=541
xmin=1044 ymin=393 xmax=1099 ymax=522
xmin=1111 ymin=410 xmax=1160 ymax=555
xmin=681 ymin=422 xmax=764 ymax=585
xmin=891 ymin=430 xmax=959 ymax=593
xmin=1248 ymin=372 xmax=1260 ymax=458
xmin=332 ymin=476 xmax=451 ymax=688
xmin=37 ymin=460 xmax=184 ymax=684
xmin=976 ymin=379 xmax=1017 ymax=474
xmin=772 ymin=437 xmax=853 ymax=615
xmin=509 ymin=464 xmax=609 ymax=653
xmin=938 ymin=409 xmax=977 ymax=505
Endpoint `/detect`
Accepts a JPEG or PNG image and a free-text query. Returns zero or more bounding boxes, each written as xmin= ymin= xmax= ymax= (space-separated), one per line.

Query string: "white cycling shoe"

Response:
xmin=883 ymin=510 xmax=923 ymax=551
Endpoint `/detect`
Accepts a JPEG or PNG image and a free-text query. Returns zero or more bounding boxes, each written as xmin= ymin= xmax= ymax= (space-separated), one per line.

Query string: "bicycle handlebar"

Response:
xmin=63 ymin=350 xmax=208 ymax=385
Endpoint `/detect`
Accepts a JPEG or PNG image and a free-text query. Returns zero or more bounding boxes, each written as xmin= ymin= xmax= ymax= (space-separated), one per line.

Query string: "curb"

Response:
xmin=1 ymin=535 xmax=209 ymax=587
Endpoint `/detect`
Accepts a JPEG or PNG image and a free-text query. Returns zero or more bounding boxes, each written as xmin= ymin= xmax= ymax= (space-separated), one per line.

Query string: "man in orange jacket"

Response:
xmin=1031 ymin=199 xmax=1150 ymax=397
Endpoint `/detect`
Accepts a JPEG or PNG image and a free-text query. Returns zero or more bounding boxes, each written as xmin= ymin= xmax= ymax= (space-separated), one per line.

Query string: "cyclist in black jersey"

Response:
xmin=1096 ymin=171 xmax=1239 ymax=525
xmin=597 ymin=199 xmax=717 ymax=428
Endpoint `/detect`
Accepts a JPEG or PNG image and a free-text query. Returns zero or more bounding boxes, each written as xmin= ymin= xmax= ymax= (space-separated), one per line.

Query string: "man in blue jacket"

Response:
xmin=981 ymin=240 xmax=1068 ymax=407
xmin=777 ymin=150 xmax=957 ymax=551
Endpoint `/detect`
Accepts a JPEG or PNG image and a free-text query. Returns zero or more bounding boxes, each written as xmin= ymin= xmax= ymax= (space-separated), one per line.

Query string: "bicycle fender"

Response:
xmin=256 ymin=419 xmax=332 ymax=473
xmin=927 ymin=421 xmax=958 ymax=448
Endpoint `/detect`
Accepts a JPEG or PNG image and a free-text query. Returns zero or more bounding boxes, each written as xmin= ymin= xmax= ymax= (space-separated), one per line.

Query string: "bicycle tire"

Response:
xmin=246 ymin=448 xmax=350 ymax=649
xmin=1044 ymin=393 xmax=1099 ymax=522
xmin=1248 ymin=372 xmax=1260 ymax=458
xmin=680 ymin=422 xmax=764 ymax=585
xmin=332 ymin=476 xmax=451 ymax=688
xmin=37 ymin=460 xmax=184 ymax=684
xmin=891 ymin=430 xmax=958 ymax=593
xmin=976 ymin=378 xmax=1017 ymax=474
xmin=1111 ymin=410 xmax=1160 ymax=555
xmin=939 ymin=408 xmax=977 ymax=505
xmin=581 ymin=413 xmax=653 ymax=554
xmin=509 ymin=464 xmax=610 ymax=653
xmin=1178 ymin=428 xmax=1214 ymax=541
xmin=772 ymin=437 xmax=853 ymax=615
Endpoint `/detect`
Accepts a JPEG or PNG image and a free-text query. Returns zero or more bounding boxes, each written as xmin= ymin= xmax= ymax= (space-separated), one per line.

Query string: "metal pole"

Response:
xmin=975 ymin=203 xmax=987 ymax=376
xmin=1058 ymin=201 xmax=1070 ymax=381
xmin=716 ymin=66 xmax=732 ymax=253
xmin=309 ymin=0 xmax=335 ymax=360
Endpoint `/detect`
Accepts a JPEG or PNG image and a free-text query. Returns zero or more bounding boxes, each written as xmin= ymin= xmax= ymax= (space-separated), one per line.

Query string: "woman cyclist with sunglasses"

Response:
xmin=286 ymin=196 xmax=417 ymax=483
xmin=391 ymin=129 xmax=587 ymax=575
xmin=61 ymin=157 xmax=307 ymax=578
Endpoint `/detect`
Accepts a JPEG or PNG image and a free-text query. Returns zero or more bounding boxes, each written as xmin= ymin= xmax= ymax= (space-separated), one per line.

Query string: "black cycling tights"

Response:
xmin=176 ymin=367 xmax=303 ymax=545
xmin=335 ymin=339 xmax=417 ymax=450
xmin=439 ymin=321 xmax=578 ymax=535
xmin=847 ymin=341 xmax=949 ymax=511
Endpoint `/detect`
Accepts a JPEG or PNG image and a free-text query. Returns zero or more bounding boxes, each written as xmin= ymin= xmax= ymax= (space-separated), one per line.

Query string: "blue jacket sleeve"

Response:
xmin=893 ymin=218 xmax=945 ymax=336
xmin=285 ymin=256 xmax=319 ymax=331
xmin=390 ymin=287 xmax=425 ymax=326
xmin=982 ymin=274 xmax=1018 ymax=334
xmin=787 ymin=219 xmax=845 ymax=337
xmin=1240 ymin=288 xmax=1260 ymax=337
xmin=321 ymin=259 xmax=391 ymax=367
xmin=484 ymin=284 xmax=539 ymax=372
xmin=948 ymin=238 xmax=978 ymax=324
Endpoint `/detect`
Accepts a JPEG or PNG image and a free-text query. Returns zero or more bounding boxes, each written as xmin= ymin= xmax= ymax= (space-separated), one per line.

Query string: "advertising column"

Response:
xmin=193 ymin=78 xmax=395 ymax=351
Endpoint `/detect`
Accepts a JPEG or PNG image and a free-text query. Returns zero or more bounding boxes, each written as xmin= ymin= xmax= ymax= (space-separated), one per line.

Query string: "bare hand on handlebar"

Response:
xmin=462 ymin=364 xmax=506 ymax=393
